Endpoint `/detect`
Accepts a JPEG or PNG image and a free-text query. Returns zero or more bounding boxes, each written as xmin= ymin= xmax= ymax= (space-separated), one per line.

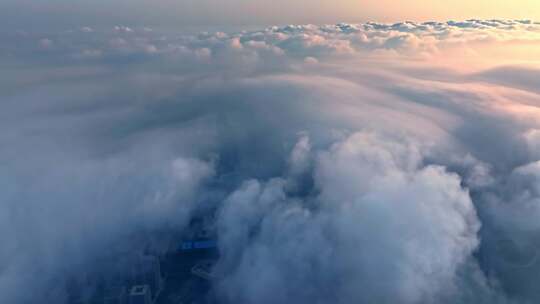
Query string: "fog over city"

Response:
xmin=2 ymin=12 xmax=540 ymax=304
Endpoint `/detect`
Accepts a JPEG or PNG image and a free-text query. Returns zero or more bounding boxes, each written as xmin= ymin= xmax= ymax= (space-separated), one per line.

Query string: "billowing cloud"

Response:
xmin=216 ymin=133 xmax=481 ymax=304
xmin=2 ymin=20 xmax=540 ymax=304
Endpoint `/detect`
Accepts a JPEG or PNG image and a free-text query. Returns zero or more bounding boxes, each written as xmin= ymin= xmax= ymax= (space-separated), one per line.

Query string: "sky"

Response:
xmin=2 ymin=0 xmax=540 ymax=30
xmin=3 ymin=2 xmax=540 ymax=304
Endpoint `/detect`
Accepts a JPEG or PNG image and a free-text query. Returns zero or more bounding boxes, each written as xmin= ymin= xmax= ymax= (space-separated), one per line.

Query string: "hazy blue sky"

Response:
xmin=2 ymin=0 xmax=540 ymax=30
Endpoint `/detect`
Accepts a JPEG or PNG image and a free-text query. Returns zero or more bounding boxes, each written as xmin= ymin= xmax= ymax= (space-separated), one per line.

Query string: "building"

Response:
xmin=180 ymin=239 xmax=217 ymax=251
xmin=191 ymin=260 xmax=219 ymax=281
xmin=129 ymin=285 xmax=152 ymax=304
xmin=130 ymin=255 xmax=163 ymax=302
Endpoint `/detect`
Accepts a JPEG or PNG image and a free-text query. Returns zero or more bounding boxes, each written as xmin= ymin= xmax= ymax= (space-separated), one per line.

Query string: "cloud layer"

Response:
xmin=2 ymin=20 xmax=540 ymax=304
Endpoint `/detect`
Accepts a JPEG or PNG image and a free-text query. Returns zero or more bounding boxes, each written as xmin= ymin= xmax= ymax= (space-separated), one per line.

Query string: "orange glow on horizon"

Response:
xmin=329 ymin=0 xmax=540 ymax=23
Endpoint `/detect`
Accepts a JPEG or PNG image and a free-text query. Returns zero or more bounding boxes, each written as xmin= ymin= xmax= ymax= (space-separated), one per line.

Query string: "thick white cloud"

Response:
xmin=217 ymin=133 xmax=481 ymax=304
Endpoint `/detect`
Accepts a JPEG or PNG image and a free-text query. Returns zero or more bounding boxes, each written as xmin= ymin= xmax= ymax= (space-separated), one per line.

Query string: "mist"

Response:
xmin=2 ymin=19 xmax=540 ymax=304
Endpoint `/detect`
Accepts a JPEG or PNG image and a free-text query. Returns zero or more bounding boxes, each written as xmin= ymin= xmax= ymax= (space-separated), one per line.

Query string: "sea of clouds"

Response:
xmin=2 ymin=19 xmax=540 ymax=303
